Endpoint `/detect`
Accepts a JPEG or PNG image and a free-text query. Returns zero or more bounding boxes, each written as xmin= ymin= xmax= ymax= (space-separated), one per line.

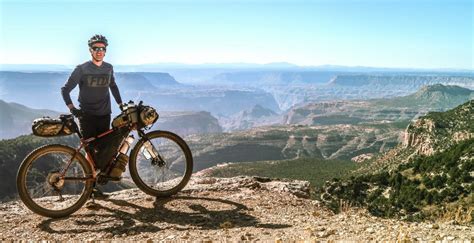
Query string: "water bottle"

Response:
xmin=119 ymin=135 xmax=134 ymax=154
xmin=110 ymin=135 xmax=134 ymax=178
xmin=142 ymin=140 xmax=158 ymax=160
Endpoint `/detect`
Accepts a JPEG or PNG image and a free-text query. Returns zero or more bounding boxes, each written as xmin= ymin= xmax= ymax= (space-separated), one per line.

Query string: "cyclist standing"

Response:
xmin=61 ymin=34 xmax=123 ymax=199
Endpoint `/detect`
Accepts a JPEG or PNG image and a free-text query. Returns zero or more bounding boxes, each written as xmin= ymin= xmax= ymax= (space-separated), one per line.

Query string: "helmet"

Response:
xmin=88 ymin=34 xmax=108 ymax=47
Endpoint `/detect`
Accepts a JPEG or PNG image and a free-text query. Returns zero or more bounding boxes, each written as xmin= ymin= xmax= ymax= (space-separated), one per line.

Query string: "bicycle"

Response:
xmin=16 ymin=101 xmax=193 ymax=218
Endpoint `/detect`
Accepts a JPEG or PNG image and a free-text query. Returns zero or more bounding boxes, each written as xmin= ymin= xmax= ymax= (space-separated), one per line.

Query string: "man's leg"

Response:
xmin=90 ymin=114 xmax=112 ymax=199
xmin=95 ymin=114 xmax=111 ymax=135
xmin=78 ymin=114 xmax=96 ymax=173
xmin=79 ymin=114 xmax=112 ymax=200
xmin=78 ymin=115 xmax=96 ymax=139
xmin=78 ymin=114 xmax=96 ymax=174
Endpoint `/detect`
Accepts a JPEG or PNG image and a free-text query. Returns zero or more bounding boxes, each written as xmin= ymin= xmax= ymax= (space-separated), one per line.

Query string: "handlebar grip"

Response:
xmin=119 ymin=103 xmax=127 ymax=111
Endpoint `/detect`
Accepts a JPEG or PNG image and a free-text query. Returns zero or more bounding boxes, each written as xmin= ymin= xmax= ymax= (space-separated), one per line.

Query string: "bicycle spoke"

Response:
xmin=30 ymin=183 xmax=52 ymax=199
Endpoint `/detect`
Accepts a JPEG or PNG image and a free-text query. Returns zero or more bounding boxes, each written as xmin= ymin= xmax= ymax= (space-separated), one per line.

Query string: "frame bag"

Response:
xmin=88 ymin=127 xmax=129 ymax=171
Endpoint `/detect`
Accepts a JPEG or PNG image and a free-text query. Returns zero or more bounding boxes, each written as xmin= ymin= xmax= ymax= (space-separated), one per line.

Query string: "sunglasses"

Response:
xmin=91 ymin=46 xmax=107 ymax=52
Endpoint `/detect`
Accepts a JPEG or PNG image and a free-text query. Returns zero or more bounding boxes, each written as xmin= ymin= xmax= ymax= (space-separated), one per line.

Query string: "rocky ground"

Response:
xmin=0 ymin=176 xmax=472 ymax=241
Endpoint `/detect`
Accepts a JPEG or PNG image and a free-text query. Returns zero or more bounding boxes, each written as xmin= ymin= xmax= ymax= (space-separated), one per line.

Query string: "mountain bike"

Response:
xmin=16 ymin=101 xmax=193 ymax=218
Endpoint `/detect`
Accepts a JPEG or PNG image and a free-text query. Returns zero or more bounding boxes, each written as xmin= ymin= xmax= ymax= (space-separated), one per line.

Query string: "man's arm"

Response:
xmin=109 ymin=69 xmax=123 ymax=105
xmin=61 ymin=66 xmax=81 ymax=110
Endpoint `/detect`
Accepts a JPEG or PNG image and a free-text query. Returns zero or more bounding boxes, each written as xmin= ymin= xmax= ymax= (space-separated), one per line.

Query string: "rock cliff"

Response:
xmin=402 ymin=100 xmax=473 ymax=155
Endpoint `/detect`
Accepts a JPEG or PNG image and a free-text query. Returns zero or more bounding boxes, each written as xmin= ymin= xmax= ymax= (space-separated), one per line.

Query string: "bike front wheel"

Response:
xmin=129 ymin=130 xmax=193 ymax=197
xmin=16 ymin=144 xmax=94 ymax=218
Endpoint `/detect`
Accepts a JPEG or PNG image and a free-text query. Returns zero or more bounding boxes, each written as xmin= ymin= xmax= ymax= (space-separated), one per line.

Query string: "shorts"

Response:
xmin=78 ymin=114 xmax=111 ymax=139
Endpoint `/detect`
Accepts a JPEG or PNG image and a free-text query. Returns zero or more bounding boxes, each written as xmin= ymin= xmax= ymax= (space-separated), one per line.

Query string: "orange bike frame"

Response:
xmin=59 ymin=123 xmax=136 ymax=182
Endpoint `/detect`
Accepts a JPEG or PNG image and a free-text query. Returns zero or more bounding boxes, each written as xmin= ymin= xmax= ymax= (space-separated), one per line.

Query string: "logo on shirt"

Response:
xmin=86 ymin=75 xmax=110 ymax=87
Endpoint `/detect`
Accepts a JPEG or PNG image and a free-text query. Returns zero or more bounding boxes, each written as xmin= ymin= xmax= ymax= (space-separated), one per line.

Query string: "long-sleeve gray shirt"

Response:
xmin=61 ymin=61 xmax=122 ymax=116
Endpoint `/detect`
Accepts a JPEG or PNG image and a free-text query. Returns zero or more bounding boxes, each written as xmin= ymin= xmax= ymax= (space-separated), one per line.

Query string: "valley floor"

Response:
xmin=0 ymin=176 xmax=472 ymax=241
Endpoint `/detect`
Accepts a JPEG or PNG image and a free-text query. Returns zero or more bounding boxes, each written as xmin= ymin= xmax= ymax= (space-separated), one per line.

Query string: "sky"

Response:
xmin=0 ymin=0 xmax=472 ymax=69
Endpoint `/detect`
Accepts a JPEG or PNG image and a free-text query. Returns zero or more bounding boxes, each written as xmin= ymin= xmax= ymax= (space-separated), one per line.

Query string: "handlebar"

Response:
xmin=121 ymin=100 xmax=144 ymax=112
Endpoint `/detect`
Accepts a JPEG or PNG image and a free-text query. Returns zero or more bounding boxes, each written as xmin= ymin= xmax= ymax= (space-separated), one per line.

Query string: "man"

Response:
xmin=61 ymin=34 xmax=123 ymax=199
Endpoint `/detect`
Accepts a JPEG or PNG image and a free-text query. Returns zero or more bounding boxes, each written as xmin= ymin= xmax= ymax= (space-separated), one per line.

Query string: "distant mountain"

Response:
xmin=153 ymin=111 xmax=223 ymax=137
xmin=211 ymin=71 xmax=342 ymax=86
xmin=242 ymin=104 xmax=278 ymax=118
xmin=142 ymin=89 xmax=280 ymax=117
xmin=373 ymin=84 xmax=474 ymax=109
xmin=0 ymin=99 xmax=61 ymax=139
xmin=220 ymin=104 xmax=280 ymax=131
xmin=329 ymin=74 xmax=474 ymax=89
xmin=117 ymin=64 xmax=472 ymax=89
xmin=0 ymin=71 xmax=279 ymax=117
xmin=0 ymin=71 xmax=183 ymax=111
xmin=3 ymin=69 xmax=472 ymax=116
xmin=284 ymin=85 xmax=473 ymax=126
xmin=114 ymin=72 xmax=180 ymax=91
xmin=0 ymin=71 xmax=180 ymax=91
xmin=0 ymin=72 xmax=68 ymax=110
xmin=237 ymin=73 xmax=474 ymax=111
xmin=116 ymin=62 xmax=301 ymax=71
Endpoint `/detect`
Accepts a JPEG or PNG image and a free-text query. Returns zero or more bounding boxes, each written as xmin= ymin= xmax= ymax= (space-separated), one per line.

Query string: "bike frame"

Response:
xmin=59 ymin=122 xmax=138 ymax=182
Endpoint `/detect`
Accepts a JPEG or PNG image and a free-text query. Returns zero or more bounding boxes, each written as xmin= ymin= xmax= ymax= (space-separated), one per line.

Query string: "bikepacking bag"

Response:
xmin=111 ymin=105 xmax=159 ymax=129
xmin=32 ymin=115 xmax=77 ymax=137
xmin=112 ymin=106 xmax=139 ymax=128
xmin=87 ymin=127 xmax=129 ymax=171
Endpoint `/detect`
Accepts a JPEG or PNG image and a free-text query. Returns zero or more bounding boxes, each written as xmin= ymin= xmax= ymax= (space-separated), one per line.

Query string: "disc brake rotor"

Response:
xmin=47 ymin=171 xmax=65 ymax=190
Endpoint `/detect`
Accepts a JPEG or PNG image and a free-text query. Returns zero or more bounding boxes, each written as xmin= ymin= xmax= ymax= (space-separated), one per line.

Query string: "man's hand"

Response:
xmin=119 ymin=103 xmax=127 ymax=111
xmin=70 ymin=107 xmax=83 ymax=118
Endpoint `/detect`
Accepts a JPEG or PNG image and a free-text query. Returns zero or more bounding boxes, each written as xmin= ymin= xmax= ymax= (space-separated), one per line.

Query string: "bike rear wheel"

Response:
xmin=16 ymin=144 xmax=93 ymax=218
xmin=129 ymin=131 xmax=193 ymax=197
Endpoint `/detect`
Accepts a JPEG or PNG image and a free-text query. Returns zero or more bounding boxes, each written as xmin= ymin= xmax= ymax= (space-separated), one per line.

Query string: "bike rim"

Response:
xmin=24 ymin=150 xmax=88 ymax=212
xmin=135 ymin=136 xmax=188 ymax=192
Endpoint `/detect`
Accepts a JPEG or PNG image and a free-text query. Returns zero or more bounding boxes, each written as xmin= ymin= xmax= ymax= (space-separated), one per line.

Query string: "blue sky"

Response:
xmin=0 ymin=0 xmax=472 ymax=69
